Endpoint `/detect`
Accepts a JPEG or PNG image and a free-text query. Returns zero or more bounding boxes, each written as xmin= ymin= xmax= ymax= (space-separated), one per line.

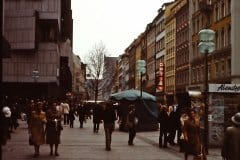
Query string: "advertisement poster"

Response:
xmin=209 ymin=97 xmax=224 ymax=146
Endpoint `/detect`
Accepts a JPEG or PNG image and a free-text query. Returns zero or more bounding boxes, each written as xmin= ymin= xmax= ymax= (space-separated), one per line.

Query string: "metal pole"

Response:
xmin=140 ymin=72 xmax=143 ymax=97
xmin=204 ymin=50 xmax=209 ymax=154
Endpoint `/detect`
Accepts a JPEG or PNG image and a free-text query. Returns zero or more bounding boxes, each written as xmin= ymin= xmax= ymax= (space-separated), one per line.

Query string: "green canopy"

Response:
xmin=110 ymin=89 xmax=156 ymax=101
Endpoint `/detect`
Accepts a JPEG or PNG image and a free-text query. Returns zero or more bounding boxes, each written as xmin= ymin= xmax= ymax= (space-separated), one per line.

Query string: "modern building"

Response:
xmin=2 ymin=0 xmax=73 ymax=100
xmin=102 ymin=56 xmax=118 ymax=100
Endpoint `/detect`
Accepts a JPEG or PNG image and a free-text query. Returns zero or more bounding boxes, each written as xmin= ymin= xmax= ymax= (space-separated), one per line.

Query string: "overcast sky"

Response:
xmin=71 ymin=0 xmax=171 ymax=59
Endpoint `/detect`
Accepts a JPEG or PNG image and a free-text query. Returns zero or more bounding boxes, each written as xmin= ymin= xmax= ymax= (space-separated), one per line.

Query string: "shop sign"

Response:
xmin=209 ymin=84 xmax=240 ymax=93
xmin=157 ymin=62 xmax=164 ymax=92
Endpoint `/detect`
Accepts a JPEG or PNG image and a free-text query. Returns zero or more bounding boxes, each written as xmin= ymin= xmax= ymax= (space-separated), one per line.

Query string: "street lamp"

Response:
xmin=32 ymin=69 xmax=39 ymax=82
xmin=198 ymin=29 xmax=215 ymax=153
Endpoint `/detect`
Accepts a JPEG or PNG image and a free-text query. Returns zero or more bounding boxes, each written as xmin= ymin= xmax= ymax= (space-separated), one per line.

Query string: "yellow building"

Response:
xmin=164 ymin=2 xmax=177 ymax=104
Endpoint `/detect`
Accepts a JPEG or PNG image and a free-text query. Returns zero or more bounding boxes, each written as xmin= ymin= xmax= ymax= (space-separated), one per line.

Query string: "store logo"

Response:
xmin=217 ymin=84 xmax=240 ymax=92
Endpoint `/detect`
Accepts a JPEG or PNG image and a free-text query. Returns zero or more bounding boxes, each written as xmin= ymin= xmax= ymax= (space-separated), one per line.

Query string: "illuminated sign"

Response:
xmin=157 ymin=62 xmax=164 ymax=92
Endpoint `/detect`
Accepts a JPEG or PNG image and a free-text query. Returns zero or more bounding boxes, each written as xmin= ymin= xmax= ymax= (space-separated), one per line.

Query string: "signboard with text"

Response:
xmin=209 ymin=84 xmax=240 ymax=93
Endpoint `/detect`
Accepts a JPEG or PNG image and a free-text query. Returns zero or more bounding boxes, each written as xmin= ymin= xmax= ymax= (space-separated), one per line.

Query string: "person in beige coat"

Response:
xmin=29 ymin=101 xmax=47 ymax=157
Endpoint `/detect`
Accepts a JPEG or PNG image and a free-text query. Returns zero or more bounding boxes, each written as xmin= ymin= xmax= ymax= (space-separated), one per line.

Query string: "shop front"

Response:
xmin=208 ymin=84 xmax=240 ymax=146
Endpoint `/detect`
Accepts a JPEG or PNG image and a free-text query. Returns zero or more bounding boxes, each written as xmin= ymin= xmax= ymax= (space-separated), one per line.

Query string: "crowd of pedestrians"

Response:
xmin=1 ymin=96 xmax=240 ymax=160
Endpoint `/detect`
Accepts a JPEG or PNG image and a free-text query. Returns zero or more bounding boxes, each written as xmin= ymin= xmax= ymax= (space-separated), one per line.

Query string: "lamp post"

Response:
xmin=32 ymin=69 xmax=39 ymax=82
xmin=198 ymin=29 xmax=215 ymax=153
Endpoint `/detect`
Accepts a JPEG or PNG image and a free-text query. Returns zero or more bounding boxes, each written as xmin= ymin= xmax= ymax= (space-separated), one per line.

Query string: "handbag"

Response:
xmin=29 ymin=134 xmax=34 ymax=145
xmin=134 ymin=117 xmax=138 ymax=125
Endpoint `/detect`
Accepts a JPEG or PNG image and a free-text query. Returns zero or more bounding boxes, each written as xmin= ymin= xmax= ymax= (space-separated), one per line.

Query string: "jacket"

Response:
xmin=221 ymin=125 xmax=240 ymax=160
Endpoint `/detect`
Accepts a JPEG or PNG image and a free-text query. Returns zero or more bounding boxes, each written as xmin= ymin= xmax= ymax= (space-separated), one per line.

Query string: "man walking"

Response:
xmin=222 ymin=112 xmax=240 ymax=160
xmin=101 ymin=101 xmax=117 ymax=151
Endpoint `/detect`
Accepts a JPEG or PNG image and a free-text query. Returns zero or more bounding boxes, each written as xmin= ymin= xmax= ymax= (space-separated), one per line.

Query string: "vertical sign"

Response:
xmin=157 ymin=62 xmax=164 ymax=91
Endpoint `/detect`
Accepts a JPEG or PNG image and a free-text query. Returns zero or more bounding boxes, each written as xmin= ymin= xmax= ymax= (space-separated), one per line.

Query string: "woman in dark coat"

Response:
xmin=126 ymin=104 xmax=137 ymax=145
xmin=158 ymin=105 xmax=169 ymax=148
xmin=46 ymin=102 xmax=63 ymax=156
xmin=68 ymin=106 xmax=75 ymax=128
xmin=92 ymin=103 xmax=102 ymax=133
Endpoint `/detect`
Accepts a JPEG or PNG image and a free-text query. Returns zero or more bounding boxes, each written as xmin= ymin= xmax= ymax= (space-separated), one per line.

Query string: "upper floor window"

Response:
xmin=221 ymin=28 xmax=225 ymax=48
xmin=221 ymin=1 xmax=225 ymax=18
xmin=37 ymin=20 xmax=58 ymax=42
xmin=227 ymin=25 xmax=231 ymax=46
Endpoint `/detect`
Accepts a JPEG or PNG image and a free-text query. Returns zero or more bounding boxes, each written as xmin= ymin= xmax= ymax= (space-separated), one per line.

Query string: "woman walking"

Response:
xmin=46 ymin=102 xmax=63 ymax=156
xmin=182 ymin=109 xmax=202 ymax=160
xmin=29 ymin=101 xmax=46 ymax=157
xmin=126 ymin=104 xmax=137 ymax=145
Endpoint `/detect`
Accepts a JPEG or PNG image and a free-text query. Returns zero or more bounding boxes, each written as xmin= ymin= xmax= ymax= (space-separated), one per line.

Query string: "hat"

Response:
xmin=231 ymin=112 xmax=240 ymax=125
xmin=2 ymin=106 xmax=11 ymax=118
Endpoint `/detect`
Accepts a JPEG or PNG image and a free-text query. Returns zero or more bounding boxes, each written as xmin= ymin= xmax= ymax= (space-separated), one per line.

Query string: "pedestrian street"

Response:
xmin=2 ymin=119 xmax=221 ymax=160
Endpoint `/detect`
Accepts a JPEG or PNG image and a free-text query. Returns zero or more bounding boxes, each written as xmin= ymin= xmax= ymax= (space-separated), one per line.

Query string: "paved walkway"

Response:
xmin=2 ymin=118 xmax=221 ymax=160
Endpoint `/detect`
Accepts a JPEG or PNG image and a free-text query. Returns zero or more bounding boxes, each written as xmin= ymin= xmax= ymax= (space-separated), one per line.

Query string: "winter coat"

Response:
xmin=182 ymin=118 xmax=201 ymax=155
xmin=46 ymin=109 xmax=62 ymax=144
xmin=29 ymin=111 xmax=46 ymax=145
xmin=158 ymin=109 xmax=169 ymax=132
xmin=221 ymin=125 xmax=240 ymax=160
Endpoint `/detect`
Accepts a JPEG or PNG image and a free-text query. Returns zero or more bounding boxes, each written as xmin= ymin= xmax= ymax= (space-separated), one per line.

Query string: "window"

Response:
xmin=215 ymin=5 xmax=219 ymax=21
xmin=221 ymin=28 xmax=225 ymax=48
xmin=227 ymin=0 xmax=231 ymax=15
xmin=221 ymin=1 xmax=225 ymax=18
xmin=215 ymin=62 xmax=219 ymax=78
xmin=215 ymin=31 xmax=218 ymax=50
xmin=227 ymin=59 xmax=231 ymax=76
xmin=227 ymin=25 xmax=231 ymax=46
xmin=37 ymin=20 xmax=58 ymax=42
xmin=220 ymin=61 xmax=225 ymax=77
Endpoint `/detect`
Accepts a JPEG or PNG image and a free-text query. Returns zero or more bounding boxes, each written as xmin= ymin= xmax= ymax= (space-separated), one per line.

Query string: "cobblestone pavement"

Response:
xmin=2 ymin=118 xmax=221 ymax=160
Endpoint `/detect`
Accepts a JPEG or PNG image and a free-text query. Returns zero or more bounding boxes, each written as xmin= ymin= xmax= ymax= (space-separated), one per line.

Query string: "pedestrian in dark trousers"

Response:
xmin=101 ymin=101 xmax=117 ymax=151
xmin=69 ymin=106 xmax=75 ymax=128
xmin=92 ymin=103 xmax=102 ymax=133
xmin=158 ymin=105 xmax=169 ymax=148
xmin=10 ymin=105 xmax=19 ymax=132
xmin=0 ymin=106 xmax=10 ymax=160
xmin=77 ymin=103 xmax=85 ymax=128
xmin=222 ymin=112 xmax=240 ymax=160
xmin=167 ymin=106 xmax=177 ymax=145
xmin=127 ymin=104 xmax=137 ymax=145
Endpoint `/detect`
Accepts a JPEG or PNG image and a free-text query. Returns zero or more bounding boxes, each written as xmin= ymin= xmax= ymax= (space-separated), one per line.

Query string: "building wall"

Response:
xmin=135 ymin=35 xmax=143 ymax=90
xmin=2 ymin=0 xmax=73 ymax=99
xmin=231 ymin=0 xmax=240 ymax=83
xmin=176 ymin=0 xmax=189 ymax=91
xmin=165 ymin=4 xmax=176 ymax=96
xmin=145 ymin=23 xmax=155 ymax=94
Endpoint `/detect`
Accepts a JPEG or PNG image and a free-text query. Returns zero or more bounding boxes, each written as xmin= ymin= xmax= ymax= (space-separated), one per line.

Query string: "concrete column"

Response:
xmin=231 ymin=0 xmax=240 ymax=83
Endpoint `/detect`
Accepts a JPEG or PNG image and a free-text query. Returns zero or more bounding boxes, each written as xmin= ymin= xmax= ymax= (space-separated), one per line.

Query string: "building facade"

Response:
xmin=164 ymin=2 xmax=176 ymax=105
xmin=175 ymin=0 xmax=190 ymax=107
xmin=2 ymin=0 xmax=73 ymax=99
xmin=145 ymin=23 xmax=156 ymax=95
xmin=72 ymin=54 xmax=87 ymax=101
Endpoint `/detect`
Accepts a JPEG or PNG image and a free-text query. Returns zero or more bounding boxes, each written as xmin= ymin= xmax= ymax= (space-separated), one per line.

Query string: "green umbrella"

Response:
xmin=110 ymin=89 xmax=156 ymax=101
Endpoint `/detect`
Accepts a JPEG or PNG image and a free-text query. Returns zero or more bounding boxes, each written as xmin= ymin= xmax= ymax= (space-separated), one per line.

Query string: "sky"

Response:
xmin=71 ymin=0 xmax=171 ymax=59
